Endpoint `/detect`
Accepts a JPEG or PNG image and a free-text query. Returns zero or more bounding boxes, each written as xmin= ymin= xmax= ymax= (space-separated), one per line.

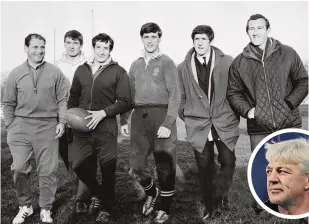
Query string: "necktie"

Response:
xmin=203 ymin=56 xmax=207 ymax=68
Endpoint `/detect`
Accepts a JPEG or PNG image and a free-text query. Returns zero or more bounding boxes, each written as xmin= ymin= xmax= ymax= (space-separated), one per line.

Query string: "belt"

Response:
xmin=134 ymin=104 xmax=168 ymax=109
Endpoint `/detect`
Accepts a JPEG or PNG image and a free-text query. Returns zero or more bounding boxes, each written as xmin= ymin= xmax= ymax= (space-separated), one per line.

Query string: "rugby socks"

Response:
xmin=143 ymin=179 xmax=157 ymax=197
xmin=159 ymin=189 xmax=175 ymax=214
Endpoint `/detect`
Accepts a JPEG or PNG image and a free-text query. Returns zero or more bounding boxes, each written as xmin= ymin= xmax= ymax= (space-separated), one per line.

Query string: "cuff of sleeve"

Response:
xmin=161 ymin=115 xmax=176 ymax=131
xmin=59 ymin=118 xmax=66 ymax=124
xmin=285 ymin=99 xmax=294 ymax=110
xmin=245 ymin=108 xmax=253 ymax=118
xmin=103 ymin=107 xmax=110 ymax=117
xmin=178 ymin=108 xmax=184 ymax=121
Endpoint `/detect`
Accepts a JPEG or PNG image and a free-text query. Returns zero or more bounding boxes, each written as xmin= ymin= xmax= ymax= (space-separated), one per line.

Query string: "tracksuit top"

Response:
xmin=2 ymin=61 xmax=68 ymax=128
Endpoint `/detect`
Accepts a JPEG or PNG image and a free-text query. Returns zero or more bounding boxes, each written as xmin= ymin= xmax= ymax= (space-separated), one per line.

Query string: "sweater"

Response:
xmin=67 ymin=60 xmax=132 ymax=117
xmin=3 ymin=61 xmax=68 ymax=128
xmin=121 ymin=53 xmax=181 ymax=130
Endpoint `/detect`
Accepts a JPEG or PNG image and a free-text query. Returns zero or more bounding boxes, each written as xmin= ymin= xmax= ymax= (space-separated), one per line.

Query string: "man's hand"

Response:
xmin=157 ymin=126 xmax=171 ymax=139
xmin=248 ymin=107 xmax=255 ymax=119
xmin=121 ymin=124 xmax=130 ymax=137
xmin=85 ymin=110 xmax=106 ymax=130
xmin=55 ymin=123 xmax=65 ymax=139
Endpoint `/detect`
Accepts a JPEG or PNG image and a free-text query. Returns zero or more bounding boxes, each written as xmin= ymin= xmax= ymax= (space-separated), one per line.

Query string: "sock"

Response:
xmin=143 ymin=179 xmax=156 ymax=197
xmin=159 ymin=190 xmax=175 ymax=214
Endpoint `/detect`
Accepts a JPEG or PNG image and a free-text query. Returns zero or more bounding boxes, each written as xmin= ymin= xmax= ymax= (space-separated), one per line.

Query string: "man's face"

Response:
xmin=24 ymin=38 xmax=45 ymax=64
xmin=193 ymin=33 xmax=211 ymax=57
xmin=64 ymin=37 xmax=82 ymax=57
xmin=141 ymin=32 xmax=161 ymax=54
xmin=247 ymin=18 xmax=270 ymax=47
xmin=93 ymin=41 xmax=111 ymax=63
xmin=266 ymin=159 xmax=309 ymax=207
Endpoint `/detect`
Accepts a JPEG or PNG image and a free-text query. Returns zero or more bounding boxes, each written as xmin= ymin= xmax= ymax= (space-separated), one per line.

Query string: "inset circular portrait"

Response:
xmin=248 ymin=128 xmax=309 ymax=220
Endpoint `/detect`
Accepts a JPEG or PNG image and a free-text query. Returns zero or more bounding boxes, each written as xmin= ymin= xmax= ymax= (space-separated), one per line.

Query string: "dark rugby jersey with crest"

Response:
xmin=127 ymin=53 xmax=180 ymax=130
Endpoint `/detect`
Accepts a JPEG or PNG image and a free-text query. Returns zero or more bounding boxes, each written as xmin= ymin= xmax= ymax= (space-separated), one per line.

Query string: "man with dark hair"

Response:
xmin=177 ymin=25 xmax=239 ymax=220
xmin=3 ymin=33 xmax=68 ymax=224
xmin=54 ymin=30 xmax=93 ymax=214
xmin=68 ymin=33 xmax=131 ymax=222
xmin=120 ymin=22 xmax=180 ymax=223
xmin=227 ymin=14 xmax=308 ymax=213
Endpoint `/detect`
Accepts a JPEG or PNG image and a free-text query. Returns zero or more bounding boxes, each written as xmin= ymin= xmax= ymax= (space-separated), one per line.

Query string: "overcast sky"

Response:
xmin=1 ymin=1 xmax=308 ymax=72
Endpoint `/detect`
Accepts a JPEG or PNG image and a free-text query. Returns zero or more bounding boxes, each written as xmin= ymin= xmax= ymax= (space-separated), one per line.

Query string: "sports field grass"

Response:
xmin=1 ymin=117 xmax=308 ymax=223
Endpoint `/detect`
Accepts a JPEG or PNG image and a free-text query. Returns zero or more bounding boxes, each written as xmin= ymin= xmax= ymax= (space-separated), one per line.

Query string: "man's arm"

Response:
xmin=177 ymin=65 xmax=186 ymax=121
xmin=284 ymin=49 xmax=308 ymax=110
xmin=103 ymin=68 xmax=132 ymax=117
xmin=161 ymin=60 xmax=181 ymax=130
xmin=67 ymin=68 xmax=81 ymax=109
xmin=2 ymin=72 xmax=17 ymax=128
xmin=55 ymin=68 xmax=69 ymax=124
xmin=120 ymin=63 xmax=135 ymax=126
xmin=227 ymin=63 xmax=253 ymax=118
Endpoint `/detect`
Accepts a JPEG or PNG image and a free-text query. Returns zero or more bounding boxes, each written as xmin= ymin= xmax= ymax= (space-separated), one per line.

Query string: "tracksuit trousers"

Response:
xmin=7 ymin=117 xmax=59 ymax=210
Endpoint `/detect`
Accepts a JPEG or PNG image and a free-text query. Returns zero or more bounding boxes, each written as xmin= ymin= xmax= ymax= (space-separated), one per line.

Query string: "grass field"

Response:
xmin=1 ymin=116 xmax=308 ymax=224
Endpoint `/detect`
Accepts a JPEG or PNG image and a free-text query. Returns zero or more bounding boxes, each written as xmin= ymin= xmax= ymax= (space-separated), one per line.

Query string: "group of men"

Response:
xmin=2 ymin=13 xmax=308 ymax=224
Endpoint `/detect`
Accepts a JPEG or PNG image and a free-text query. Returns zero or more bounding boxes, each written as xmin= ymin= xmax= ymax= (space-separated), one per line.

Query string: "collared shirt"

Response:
xmin=140 ymin=48 xmax=162 ymax=67
xmin=28 ymin=60 xmax=45 ymax=70
xmin=196 ymin=48 xmax=211 ymax=65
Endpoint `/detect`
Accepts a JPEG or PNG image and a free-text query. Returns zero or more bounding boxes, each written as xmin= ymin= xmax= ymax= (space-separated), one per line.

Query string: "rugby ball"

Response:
xmin=64 ymin=108 xmax=92 ymax=132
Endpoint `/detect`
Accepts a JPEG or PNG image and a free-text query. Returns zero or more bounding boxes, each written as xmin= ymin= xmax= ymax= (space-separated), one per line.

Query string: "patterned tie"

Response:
xmin=203 ymin=56 xmax=207 ymax=68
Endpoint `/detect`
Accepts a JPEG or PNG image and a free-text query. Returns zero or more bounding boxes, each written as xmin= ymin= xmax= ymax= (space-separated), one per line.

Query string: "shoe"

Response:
xmin=220 ymin=196 xmax=230 ymax=210
xmin=76 ymin=202 xmax=88 ymax=214
xmin=154 ymin=210 xmax=169 ymax=223
xmin=12 ymin=205 xmax=33 ymax=224
xmin=40 ymin=209 xmax=53 ymax=223
xmin=88 ymin=197 xmax=101 ymax=215
xmin=142 ymin=188 xmax=159 ymax=216
xmin=96 ymin=210 xmax=110 ymax=222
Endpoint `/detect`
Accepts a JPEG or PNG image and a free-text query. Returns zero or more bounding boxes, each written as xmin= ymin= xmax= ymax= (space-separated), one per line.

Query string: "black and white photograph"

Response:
xmin=1 ymin=1 xmax=308 ymax=224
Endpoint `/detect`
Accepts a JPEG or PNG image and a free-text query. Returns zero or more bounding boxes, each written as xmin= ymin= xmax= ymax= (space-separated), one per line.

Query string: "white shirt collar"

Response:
xmin=196 ymin=46 xmax=212 ymax=65
xmin=140 ymin=48 xmax=162 ymax=64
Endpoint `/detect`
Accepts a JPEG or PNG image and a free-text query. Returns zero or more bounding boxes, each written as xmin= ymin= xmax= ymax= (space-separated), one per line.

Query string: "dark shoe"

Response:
xmin=76 ymin=202 xmax=87 ymax=214
xmin=88 ymin=197 xmax=101 ymax=215
xmin=96 ymin=210 xmax=110 ymax=223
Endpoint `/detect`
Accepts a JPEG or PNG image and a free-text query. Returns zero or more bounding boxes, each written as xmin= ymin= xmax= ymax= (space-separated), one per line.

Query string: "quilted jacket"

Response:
xmin=227 ymin=38 xmax=308 ymax=135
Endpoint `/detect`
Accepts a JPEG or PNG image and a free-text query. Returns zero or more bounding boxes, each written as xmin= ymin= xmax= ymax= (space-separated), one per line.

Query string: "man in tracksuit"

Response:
xmin=227 ymin=14 xmax=308 ymax=213
xmin=3 ymin=33 xmax=68 ymax=224
xmin=120 ymin=22 xmax=180 ymax=223
xmin=177 ymin=25 xmax=240 ymax=220
xmin=54 ymin=29 xmax=94 ymax=214
xmin=68 ymin=33 xmax=131 ymax=222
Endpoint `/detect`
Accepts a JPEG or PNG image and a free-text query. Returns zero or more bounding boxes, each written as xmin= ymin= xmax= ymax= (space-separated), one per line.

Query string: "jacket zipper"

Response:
xmin=88 ymin=63 xmax=114 ymax=110
xmin=262 ymin=61 xmax=276 ymax=128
